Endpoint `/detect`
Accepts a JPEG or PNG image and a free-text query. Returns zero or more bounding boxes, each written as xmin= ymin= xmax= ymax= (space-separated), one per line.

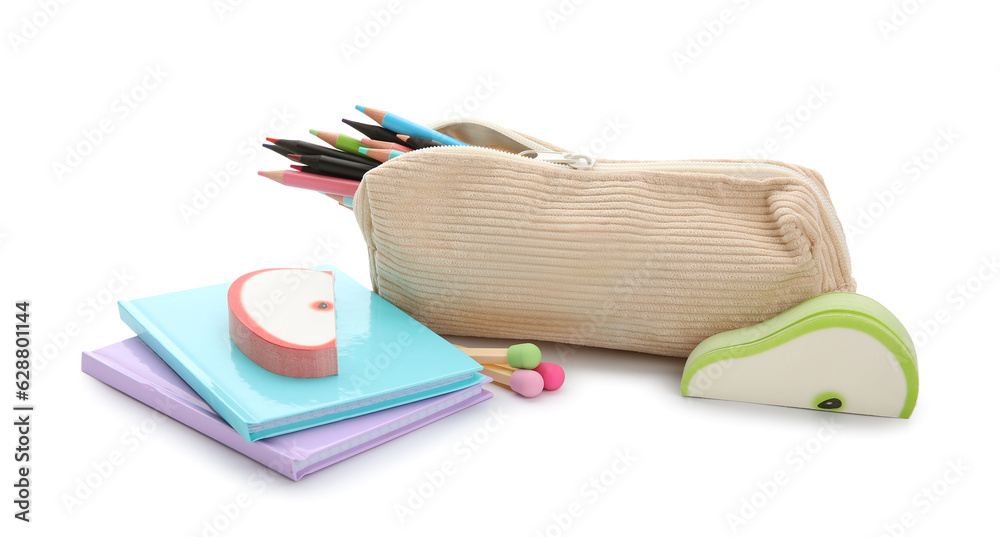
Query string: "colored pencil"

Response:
xmin=325 ymin=193 xmax=354 ymax=208
xmin=356 ymin=106 xmax=467 ymax=146
xmin=265 ymin=137 xmax=375 ymax=166
xmin=291 ymin=164 xmax=351 ymax=179
xmin=309 ymin=130 xmax=376 ymax=162
xmin=287 ymin=154 xmax=369 ymax=181
xmin=396 ymin=134 xmax=445 ymax=150
xmin=267 ymin=146 xmax=377 ymax=172
xmin=263 ymin=143 xmax=294 ymax=157
xmin=358 ymin=147 xmax=405 ymax=163
xmin=267 ymin=144 xmax=376 ymax=172
xmin=360 ymin=138 xmax=412 ymax=152
xmin=258 ymin=170 xmax=360 ymax=197
xmin=341 ymin=119 xmax=402 ymax=144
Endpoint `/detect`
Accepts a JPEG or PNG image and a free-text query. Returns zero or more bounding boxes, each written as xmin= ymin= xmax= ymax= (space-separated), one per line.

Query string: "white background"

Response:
xmin=3 ymin=1 xmax=998 ymax=535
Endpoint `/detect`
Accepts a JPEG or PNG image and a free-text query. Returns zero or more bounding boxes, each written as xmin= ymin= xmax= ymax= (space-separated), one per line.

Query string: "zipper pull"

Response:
xmin=518 ymin=150 xmax=595 ymax=170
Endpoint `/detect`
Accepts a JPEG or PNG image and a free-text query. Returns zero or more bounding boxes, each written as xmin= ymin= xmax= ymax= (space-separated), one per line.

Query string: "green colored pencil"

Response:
xmin=309 ymin=130 xmax=377 ymax=161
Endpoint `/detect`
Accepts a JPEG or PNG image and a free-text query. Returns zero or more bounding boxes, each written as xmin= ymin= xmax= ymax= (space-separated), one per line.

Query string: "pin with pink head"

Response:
xmin=533 ymin=362 xmax=565 ymax=391
xmin=480 ymin=365 xmax=544 ymax=398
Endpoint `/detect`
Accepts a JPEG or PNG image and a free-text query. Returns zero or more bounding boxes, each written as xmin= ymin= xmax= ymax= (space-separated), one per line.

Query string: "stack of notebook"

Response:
xmin=82 ymin=266 xmax=491 ymax=481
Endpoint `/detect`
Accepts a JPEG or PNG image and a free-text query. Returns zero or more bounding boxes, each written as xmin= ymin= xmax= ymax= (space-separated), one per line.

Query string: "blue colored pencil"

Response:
xmin=355 ymin=106 xmax=468 ymax=146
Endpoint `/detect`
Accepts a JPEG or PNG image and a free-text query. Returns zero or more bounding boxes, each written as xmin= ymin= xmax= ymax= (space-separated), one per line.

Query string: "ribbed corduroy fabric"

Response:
xmin=353 ymin=145 xmax=854 ymax=358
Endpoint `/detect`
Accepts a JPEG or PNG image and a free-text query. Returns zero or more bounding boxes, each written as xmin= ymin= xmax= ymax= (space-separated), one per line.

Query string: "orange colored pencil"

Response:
xmin=357 ymin=147 xmax=404 ymax=163
xmin=359 ymin=138 xmax=412 ymax=152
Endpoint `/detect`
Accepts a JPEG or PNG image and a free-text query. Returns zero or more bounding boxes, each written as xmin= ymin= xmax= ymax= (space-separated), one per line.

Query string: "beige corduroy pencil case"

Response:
xmin=352 ymin=118 xmax=855 ymax=358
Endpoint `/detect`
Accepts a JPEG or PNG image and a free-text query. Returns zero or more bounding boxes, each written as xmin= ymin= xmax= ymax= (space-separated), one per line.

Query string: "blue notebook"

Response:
xmin=119 ymin=266 xmax=484 ymax=442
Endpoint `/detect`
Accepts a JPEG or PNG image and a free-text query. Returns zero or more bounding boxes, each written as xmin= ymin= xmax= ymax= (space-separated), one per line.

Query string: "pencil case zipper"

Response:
xmin=415 ymin=117 xmax=834 ymax=191
xmin=366 ymin=117 xmax=849 ymax=253
xmin=391 ymin=146 xmax=843 ymax=234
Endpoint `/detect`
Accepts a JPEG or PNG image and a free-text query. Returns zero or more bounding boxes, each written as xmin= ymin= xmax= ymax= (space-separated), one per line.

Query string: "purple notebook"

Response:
xmin=82 ymin=337 xmax=492 ymax=481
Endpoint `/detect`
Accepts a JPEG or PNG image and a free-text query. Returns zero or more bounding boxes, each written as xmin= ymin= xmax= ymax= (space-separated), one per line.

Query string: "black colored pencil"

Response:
xmin=288 ymin=154 xmax=372 ymax=181
xmin=396 ymin=134 xmax=446 ymax=150
xmin=265 ymin=138 xmax=375 ymax=166
xmin=292 ymin=165 xmax=360 ymax=181
xmin=342 ymin=119 xmax=404 ymax=144
xmin=263 ymin=143 xmax=294 ymax=157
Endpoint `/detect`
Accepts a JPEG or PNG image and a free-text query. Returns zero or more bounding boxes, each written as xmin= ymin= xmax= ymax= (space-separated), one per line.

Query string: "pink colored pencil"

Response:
xmin=257 ymin=170 xmax=359 ymax=197
xmin=360 ymin=138 xmax=412 ymax=152
xmin=287 ymin=167 xmax=353 ymax=208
